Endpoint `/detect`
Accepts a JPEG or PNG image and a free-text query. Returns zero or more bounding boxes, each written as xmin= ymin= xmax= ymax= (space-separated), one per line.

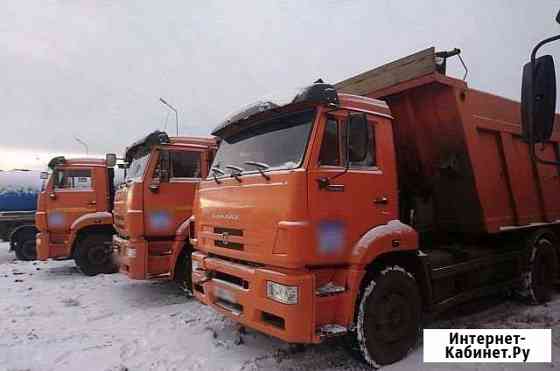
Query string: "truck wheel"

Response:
xmin=356 ymin=266 xmax=420 ymax=367
xmin=527 ymin=236 xmax=557 ymax=304
xmin=174 ymin=246 xmax=192 ymax=294
xmin=13 ymin=230 xmax=37 ymax=261
xmin=74 ymin=234 xmax=117 ymax=276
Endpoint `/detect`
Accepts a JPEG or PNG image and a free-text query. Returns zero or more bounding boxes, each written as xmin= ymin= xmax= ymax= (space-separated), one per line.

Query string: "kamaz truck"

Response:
xmin=113 ymin=131 xmax=217 ymax=290
xmin=191 ymin=47 xmax=560 ymax=367
xmin=33 ymin=155 xmax=120 ymax=275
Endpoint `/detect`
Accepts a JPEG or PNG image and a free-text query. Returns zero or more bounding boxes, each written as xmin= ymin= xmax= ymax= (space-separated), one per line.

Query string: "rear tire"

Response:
xmin=74 ymin=233 xmax=117 ymax=276
xmin=13 ymin=230 xmax=37 ymax=261
xmin=527 ymin=236 xmax=557 ymax=303
xmin=355 ymin=266 xmax=421 ymax=367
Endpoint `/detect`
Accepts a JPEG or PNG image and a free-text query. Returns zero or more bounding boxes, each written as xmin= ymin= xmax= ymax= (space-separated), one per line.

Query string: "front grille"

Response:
xmin=213 ymin=226 xmax=244 ymax=250
xmin=214 ymin=240 xmax=244 ymax=250
xmin=213 ymin=227 xmax=243 ymax=236
xmin=214 ymin=271 xmax=249 ymax=289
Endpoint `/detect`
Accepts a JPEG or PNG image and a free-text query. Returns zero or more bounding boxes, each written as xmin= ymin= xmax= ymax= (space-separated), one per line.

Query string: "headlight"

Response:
xmin=127 ymin=248 xmax=136 ymax=258
xmin=266 ymin=281 xmax=298 ymax=305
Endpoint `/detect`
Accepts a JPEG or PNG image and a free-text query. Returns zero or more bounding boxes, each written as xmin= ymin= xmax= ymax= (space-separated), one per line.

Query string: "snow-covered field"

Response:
xmin=0 ymin=241 xmax=558 ymax=371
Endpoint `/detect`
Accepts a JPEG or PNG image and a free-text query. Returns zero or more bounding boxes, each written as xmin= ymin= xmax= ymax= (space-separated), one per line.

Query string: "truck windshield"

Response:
xmin=211 ymin=108 xmax=315 ymax=176
xmin=126 ymin=153 xmax=150 ymax=181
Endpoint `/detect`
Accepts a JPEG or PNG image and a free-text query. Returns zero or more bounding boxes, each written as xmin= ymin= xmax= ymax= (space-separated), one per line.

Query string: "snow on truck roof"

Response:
xmin=212 ymin=83 xmax=392 ymax=138
xmin=125 ymin=131 xmax=217 ymax=163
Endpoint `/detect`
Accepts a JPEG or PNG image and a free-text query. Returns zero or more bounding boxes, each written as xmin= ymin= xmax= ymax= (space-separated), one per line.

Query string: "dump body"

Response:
xmin=113 ymin=134 xmax=217 ymax=280
xmin=35 ymin=158 xmax=114 ymax=261
xmin=336 ymin=48 xmax=560 ymax=236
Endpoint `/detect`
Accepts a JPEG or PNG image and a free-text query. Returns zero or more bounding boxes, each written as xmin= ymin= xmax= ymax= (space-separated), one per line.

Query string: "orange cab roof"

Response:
xmin=169 ymin=136 xmax=217 ymax=147
xmin=61 ymin=158 xmax=107 ymax=167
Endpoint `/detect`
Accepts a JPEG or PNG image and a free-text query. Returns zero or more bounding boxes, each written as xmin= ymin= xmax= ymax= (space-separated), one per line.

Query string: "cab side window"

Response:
xmin=345 ymin=117 xmax=376 ymax=168
xmin=318 ymin=118 xmax=340 ymax=166
xmin=170 ymin=151 xmax=201 ymax=178
xmin=54 ymin=169 xmax=93 ymax=190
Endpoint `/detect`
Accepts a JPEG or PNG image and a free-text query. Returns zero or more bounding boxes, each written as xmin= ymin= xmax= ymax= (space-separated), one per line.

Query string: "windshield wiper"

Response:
xmin=226 ymin=165 xmax=244 ymax=182
xmin=210 ymin=167 xmax=225 ymax=184
xmin=244 ymin=161 xmax=271 ymax=180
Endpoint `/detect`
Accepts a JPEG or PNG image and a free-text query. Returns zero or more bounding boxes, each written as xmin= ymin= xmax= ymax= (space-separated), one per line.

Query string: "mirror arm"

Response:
xmin=530 ymin=34 xmax=560 ymax=63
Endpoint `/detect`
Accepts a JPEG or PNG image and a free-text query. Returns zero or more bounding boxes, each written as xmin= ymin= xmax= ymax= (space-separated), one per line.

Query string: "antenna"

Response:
xmin=74 ymin=136 xmax=89 ymax=155
xmin=161 ymin=110 xmax=170 ymax=131
xmin=159 ymin=97 xmax=179 ymax=135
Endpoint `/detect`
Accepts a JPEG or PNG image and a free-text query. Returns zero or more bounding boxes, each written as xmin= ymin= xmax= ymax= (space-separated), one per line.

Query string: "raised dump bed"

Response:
xmin=336 ymin=47 xmax=560 ymax=236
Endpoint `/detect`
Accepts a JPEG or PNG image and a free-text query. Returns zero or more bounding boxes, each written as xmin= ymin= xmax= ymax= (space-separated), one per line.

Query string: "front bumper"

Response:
xmin=36 ymin=233 xmax=49 ymax=260
xmin=192 ymin=251 xmax=319 ymax=344
xmin=36 ymin=232 xmax=69 ymax=260
xmin=113 ymin=234 xmax=148 ymax=279
xmin=113 ymin=235 xmax=174 ymax=280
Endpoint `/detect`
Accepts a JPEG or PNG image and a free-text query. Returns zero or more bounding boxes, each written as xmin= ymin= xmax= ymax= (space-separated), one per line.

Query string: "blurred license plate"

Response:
xmin=214 ymin=286 xmax=236 ymax=303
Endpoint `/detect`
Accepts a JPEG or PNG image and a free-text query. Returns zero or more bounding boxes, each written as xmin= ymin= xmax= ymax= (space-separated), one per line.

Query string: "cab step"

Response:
xmin=317 ymin=324 xmax=348 ymax=338
xmin=147 ymin=272 xmax=171 ymax=280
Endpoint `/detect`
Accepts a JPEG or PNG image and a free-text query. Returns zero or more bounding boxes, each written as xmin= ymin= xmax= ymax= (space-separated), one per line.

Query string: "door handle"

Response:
xmin=325 ymin=184 xmax=345 ymax=192
xmin=373 ymin=196 xmax=389 ymax=205
xmin=87 ymin=200 xmax=97 ymax=206
xmin=316 ymin=177 xmax=345 ymax=192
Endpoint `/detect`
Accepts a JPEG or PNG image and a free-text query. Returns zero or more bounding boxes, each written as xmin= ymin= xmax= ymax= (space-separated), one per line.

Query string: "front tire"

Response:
xmin=356 ymin=266 xmax=421 ymax=367
xmin=74 ymin=233 xmax=117 ymax=276
xmin=174 ymin=246 xmax=192 ymax=294
xmin=13 ymin=230 xmax=37 ymax=261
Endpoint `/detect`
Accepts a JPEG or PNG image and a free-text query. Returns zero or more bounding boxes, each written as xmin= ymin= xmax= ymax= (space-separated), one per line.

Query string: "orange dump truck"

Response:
xmin=113 ymin=131 xmax=217 ymax=289
xmin=34 ymin=155 xmax=120 ymax=275
xmin=191 ymin=48 xmax=560 ymax=366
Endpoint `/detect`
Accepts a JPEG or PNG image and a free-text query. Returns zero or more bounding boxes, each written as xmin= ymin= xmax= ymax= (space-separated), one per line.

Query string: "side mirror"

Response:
xmin=521 ymin=55 xmax=557 ymax=144
xmin=159 ymin=150 xmax=170 ymax=182
xmin=556 ymin=10 xmax=560 ymax=24
xmin=105 ymin=153 xmax=117 ymax=167
xmin=347 ymin=113 xmax=369 ymax=163
xmin=40 ymin=171 xmax=49 ymax=180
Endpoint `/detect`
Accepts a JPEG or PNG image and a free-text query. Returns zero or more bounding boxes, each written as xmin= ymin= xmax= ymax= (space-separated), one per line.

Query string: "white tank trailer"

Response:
xmin=0 ymin=170 xmax=42 ymax=241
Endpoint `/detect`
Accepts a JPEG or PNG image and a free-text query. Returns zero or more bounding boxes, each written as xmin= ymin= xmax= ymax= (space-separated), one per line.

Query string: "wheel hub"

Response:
xmin=22 ymin=241 xmax=36 ymax=259
xmin=371 ymin=293 xmax=410 ymax=343
xmin=88 ymin=245 xmax=109 ymax=265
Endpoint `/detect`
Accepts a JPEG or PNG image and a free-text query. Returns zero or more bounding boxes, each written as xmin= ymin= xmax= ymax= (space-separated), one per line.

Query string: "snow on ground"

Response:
xmin=0 ymin=241 xmax=559 ymax=371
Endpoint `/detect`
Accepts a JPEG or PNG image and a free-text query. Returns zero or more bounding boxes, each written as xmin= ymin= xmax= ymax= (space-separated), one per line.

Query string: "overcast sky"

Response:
xmin=1 ymin=1 xmax=559 ymax=170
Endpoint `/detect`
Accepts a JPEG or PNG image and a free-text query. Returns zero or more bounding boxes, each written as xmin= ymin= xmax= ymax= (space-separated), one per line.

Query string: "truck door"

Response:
xmin=307 ymin=113 xmax=398 ymax=262
xmin=143 ymin=149 xmax=203 ymax=237
xmin=46 ymin=167 xmax=98 ymax=238
xmin=94 ymin=167 xmax=110 ymax=212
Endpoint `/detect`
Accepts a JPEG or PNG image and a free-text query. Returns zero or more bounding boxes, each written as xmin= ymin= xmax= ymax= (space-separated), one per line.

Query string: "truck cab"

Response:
xmin=113 ymin=131 xmax=217 ymax=289
xmin=35 ymin=155 xmax=119 ymax=275
xmin=192 ymin=49 xmax=560 ymax=367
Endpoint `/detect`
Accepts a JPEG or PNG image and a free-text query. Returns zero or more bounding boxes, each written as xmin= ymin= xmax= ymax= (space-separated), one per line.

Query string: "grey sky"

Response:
xmin=1 ymin=1 xmax=559 ymax=168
